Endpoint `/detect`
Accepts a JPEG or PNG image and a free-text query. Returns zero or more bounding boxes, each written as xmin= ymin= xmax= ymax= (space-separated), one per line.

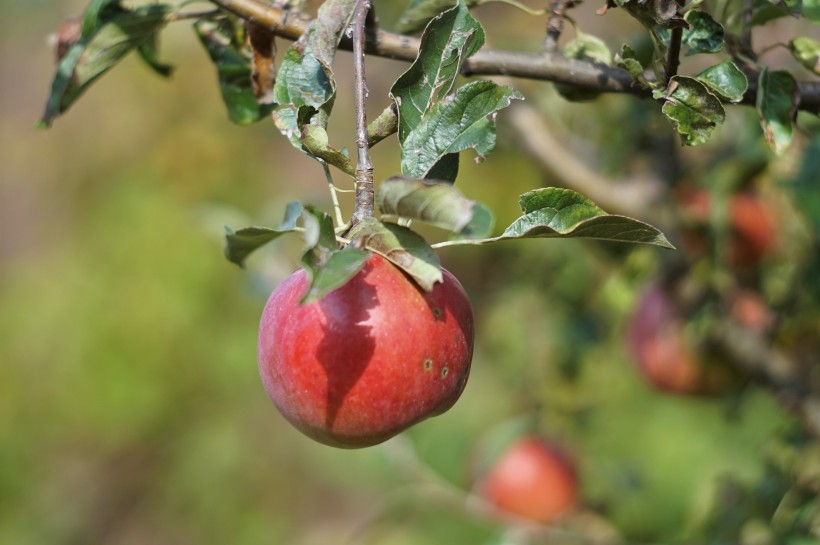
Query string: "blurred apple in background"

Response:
xmin=478 ymin=435 xmax=578 ymax=523
xmin=677 ymin=188 xmax=777 ymax=268
xmin=628 ymin=283 xmax=738 ymax=396
xmin=729 ymin=288 xmax=774 ymax=334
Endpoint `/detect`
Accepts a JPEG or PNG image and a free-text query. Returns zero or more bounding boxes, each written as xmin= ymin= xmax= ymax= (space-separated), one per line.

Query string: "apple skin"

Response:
xmin=627 ymin=283 xmax=736 ymax=396
xmin=480 ymin=436 xmax=578 ymax=523
xmin=258 ymin=254 xmax=474 ymax=448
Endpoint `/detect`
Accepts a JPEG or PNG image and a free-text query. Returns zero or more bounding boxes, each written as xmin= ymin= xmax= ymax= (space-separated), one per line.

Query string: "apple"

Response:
xmin=627 ymin=283 xmax=736 ymax=396
xmin=727 ymin=192 xmax=777 ymax=267
xmin=677 ymin=189 xmax=777 ymax=267
xmin=258 ymin=254 xmax=474 ymax=448
xmin=479 ymin=436 xmax=578 ymax=523
xmin=729 ymin=289 xmax=773 ymax=334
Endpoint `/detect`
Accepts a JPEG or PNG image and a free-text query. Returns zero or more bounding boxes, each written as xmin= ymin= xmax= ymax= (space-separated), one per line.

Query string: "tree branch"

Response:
xmin=507 ymin=102 xmax=665 ymax=218
xmin=664 ymin=27 xmax=683 ymax=82
xmin=706 ymin=322 xmax=820 ymax=438
xmin=351 ymin=0 xmax=374 ymax=225
xmin=207 ymin=0 xmax=820 ymax=113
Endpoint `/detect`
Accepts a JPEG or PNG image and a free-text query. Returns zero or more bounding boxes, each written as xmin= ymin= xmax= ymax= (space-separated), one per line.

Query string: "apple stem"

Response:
xmin=351 ymin=0 xmax=374 ymax=226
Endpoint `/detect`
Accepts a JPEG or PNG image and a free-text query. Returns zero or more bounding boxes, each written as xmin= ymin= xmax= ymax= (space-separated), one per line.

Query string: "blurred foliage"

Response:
xmin=2 ymin=1 xmax=819 ymax=544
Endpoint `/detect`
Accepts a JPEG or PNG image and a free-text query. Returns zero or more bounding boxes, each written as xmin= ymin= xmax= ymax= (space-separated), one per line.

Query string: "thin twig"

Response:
xmin=542 ymin=0 xmax=571 ymax=53
xmin=168 ymin=9 xmax=221 ymax=21
xmin=739 ymin=0 xmax=754 ymax=57
xmin=664 ymin=27 xmax=683 ymax=82
xmin=351 ymin=0 xmax=375 ymax=225
xmin=206 ymin=0 xmax=820 ymax=113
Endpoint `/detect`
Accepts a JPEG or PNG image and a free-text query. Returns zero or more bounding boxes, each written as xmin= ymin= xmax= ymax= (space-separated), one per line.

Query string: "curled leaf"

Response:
xmin=195 ymin=18 xmax=274 ymax=125
xmin=40 ymin=3 xmax=172 ymax=127
xmin=272 ymin=0 xmax=356 ymax=147
xmin=348 ymin=219 xmax=443 ymax=290
xmin=682 ymin=10 xmax=724 ymax=56
xmin=695 ymin=61 xmax=748 ymax=102
xmin=246 ymin=21 xmax=277 ymax=104
xmin=789 ymin=37 xmax=820 ymax=75
xmin=400 ymin=81 xmax=524 ymax=178
xmin=224 ymin=202 xmax=303 ymax=266
xmin=657 ymin=76 xmax=725 ymax=146
xmin=556 ymin=33 xmax=613 ymax=101
xmin=391 ymin=2 xmax=485 ymax=143
xmin=436 ymin=188 xmax=674 ymax=248
xmin=377 ymin=176 xmax=494 ymax=238
xmin=756 ymin=68 xmax=798 ymax=154
xmin=301 ymin=125 xmax=354 ymax=176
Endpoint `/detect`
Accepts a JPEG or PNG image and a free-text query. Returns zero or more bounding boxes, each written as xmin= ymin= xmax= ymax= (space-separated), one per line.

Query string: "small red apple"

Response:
xmin=258 ymin=254 xmax=474 ymax=448
xmin=677 ymin=188 xmax=777 ymax=267
xmin=479 ymin=436 xmax=578 ymax=523
xmin=730 ymin=289 xmax=773 ymax=334
xmin=628 ymin=283 xmax=736 ymax=396
xmin=728 ymin=192 xmax=777 ymax=266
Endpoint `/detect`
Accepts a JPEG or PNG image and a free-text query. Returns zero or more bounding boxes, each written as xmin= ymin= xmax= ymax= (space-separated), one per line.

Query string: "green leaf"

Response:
xmin=614 ymin=0 xmax=684 ymax=29
xmin=348 ymin=219 xmax=443 ymax=290
xmin=437 ymin=188 xmax=674 ymax=248
xmin=367 ymin=105 xmax=399 ymax=147
xmin=749 ymin=0 xmax=792 ymax=26
xmin=194 ymin=19 xmax=274 ymax=125
xmin=138 ymin=34 xmax=174 ymax=77
xmin=425 ymin=153 xmax=460 ymax=182
xmin=299 ymin=246 xmax=371 ymax=303
xmin=455 ymin=202 xmax=495 ymax=240
xmin=400 ymin=80 xmax=524 ymax=178
xmin=391 ymin=2 xmax=485 ymax=144
xmin=40 ymin=3 xmax=172 ymax=127
xmin=791 ymin=135 xmax=820 ymax=235
xmin=562 ymin=33 xmax=612 ymax=65
xmin=682 ymin=11 xmax=724 ymax=55
xmin=377 ymin=176 xmax=493 ymax=237
xmin=657 ymin=76 xmax=725 ymax=146
xmin=395 ymin=0 xmax=479 ymax=33
xmin=556 ymin=33 xmax=612 ymax=101
xmin=224 ymin=202 xmax=304 ymax=266
xmin=695 ymin=61 xmax=748 ymax=102
xmin=211 ymin=202 xmax=378 ymax=325
xmin=789 ymin=37 xmax=820 ymax=75
xmin=300 ymin=205 xmax=337 ymax=254
xmin=756 ymin=69 xmax=798 ymax=154
xmin=300 ymin=125 xmax=354 ymax=176
xmin=391 ymin=2 xmax=512 ymax=182
xmin=298 ymin=206 xmax=371 ymax=303
xmin=81 ymin=0 xmax=120 ymax=37
xmin=272 ymin=0 xmax=356 ymax=148
xmin=803 ymin=0 xmax=820 ymax=22
xmin=614 ymin=44 xmax=652 ymax=87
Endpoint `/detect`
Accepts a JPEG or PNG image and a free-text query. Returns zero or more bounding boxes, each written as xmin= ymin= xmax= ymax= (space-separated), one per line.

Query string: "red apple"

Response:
xmin=728 ymin=192 xmax=777 ymax=266
xmin=628 ymin=283 xmax=736 ymax=396
xmin=258 ymin=254 xmax=474 ymax=448
xmin=677 ymin=189 xmax=777 ymax=267
xmin=479 ymin=436 xmax=578 ymax=523
xmin=729 ymin=289 xmax=773 ymax=334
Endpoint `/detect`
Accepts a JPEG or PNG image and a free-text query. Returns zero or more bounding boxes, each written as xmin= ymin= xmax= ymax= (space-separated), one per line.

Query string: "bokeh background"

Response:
xmin=1 ymin=1 xmax=818 ymax=544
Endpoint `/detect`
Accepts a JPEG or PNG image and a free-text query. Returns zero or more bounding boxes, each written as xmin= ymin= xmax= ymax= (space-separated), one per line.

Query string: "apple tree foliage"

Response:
xmin=37 ymin=0 xmax=819 ymax=542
